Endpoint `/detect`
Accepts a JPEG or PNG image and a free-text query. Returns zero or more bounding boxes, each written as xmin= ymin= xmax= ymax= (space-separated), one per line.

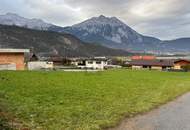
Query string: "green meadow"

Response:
xmin=0 ymin=70 xmax=190 ymax=130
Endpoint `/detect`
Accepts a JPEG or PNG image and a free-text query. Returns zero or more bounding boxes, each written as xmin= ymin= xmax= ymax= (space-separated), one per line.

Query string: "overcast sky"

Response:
xmin=0 ymin=0 xmax=190 ymax=40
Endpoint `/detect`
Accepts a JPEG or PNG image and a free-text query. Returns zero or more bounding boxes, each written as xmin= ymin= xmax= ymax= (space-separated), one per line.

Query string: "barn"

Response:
xmin=0 ymin=49 xmax=29 ymax=70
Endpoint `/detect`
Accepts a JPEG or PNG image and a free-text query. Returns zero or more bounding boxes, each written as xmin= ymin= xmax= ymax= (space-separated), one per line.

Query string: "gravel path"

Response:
xmin=108 ymin=93 xmax=190 ymax=130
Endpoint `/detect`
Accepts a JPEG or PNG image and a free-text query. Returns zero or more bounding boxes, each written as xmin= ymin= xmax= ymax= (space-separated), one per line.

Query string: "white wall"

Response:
xmin=0 ymin=63 xmax=16 ymax=70
xmin=85 ymin=60 xmax=107 ymax=70
xmin=132 ymin=65 xmax=142 ymax=70
xmin=151 ymin=66 xmax=162 ymax=70
xmin=28 ymin=61 xmax=53 ymax=70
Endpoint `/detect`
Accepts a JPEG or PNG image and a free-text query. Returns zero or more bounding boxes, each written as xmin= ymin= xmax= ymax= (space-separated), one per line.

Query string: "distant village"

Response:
xmin=0 ymin=48 xmax=190 ymax=72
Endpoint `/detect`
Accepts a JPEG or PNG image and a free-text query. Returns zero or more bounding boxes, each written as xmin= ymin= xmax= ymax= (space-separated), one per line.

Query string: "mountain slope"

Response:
xmin=161 ymin=38 xmax=190 ymax=53
xmin=0 ymin=24 xmax=131 ymax=57
xmin=0 ymin=13 xmax=52 ymax=30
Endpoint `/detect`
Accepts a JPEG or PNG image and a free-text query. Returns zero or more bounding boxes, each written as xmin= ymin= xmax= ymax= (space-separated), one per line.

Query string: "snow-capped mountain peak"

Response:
xmin=0 ymin=13 xmax=52 ymax=30
xmin=61 ymin=15 xmax=160 ymax=51
xmin=68 ymin=15 xmax=142 ymax=44
xmin=74 ymin=15 xmax=127 ymax=28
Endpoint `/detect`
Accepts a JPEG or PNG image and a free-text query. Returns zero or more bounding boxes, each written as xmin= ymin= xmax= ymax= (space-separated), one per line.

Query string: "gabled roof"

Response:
xmin=174 ymin=59 xmax=190 ymax=64
xmin=29 ymin=53 xmax=39 ymax=61
xmin=74 ymin=57 xmax=108 ymax=62
xmin=128 ymin=59 xmax=174 ymax=67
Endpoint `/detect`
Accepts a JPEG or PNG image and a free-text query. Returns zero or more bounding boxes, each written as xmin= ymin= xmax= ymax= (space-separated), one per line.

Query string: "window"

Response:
xmin=88 ymin=61 xmax=93 ymax=64
xmin=96 ymin=61 xmax=101 ymax=64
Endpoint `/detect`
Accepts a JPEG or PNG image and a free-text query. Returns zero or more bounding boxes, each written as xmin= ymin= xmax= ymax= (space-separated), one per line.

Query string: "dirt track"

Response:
xmin=108 ymin=93 xmax=190 ymax=130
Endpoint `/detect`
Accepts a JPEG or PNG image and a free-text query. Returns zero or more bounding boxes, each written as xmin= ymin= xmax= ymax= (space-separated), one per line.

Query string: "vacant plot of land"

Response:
xmin=0 ymin=70 xmax=190 ymax=130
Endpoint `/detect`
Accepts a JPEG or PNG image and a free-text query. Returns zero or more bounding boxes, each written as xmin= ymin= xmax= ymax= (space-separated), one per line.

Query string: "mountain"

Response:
xmin=50 ymin=15 xmax=161 ymax=52
xmin=50 ymin=15 xmax=190 ymax=54
xmin=0 ymin=13 xmax=161 ymax=52
xmin=161 ymin=38 xmax=190 ymax=54
xmin=0 ymin=24 xmax=131 ymax=57
xmin=0 ymin=13 xmax=190 ymax=54
xmin=0 ymin=13 xmax=53 ymax=30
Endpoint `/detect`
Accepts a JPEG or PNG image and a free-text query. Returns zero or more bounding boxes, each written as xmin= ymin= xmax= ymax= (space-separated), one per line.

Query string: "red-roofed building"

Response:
xmin=174 ymin=60 xmax=190 ymax=70
xmin=131 ymin=56 xmax=156 ymax=60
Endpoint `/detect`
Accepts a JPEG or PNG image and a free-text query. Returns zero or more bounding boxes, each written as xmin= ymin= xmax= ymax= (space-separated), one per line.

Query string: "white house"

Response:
xmin=74 ymin=57 xmax=108 ymax=70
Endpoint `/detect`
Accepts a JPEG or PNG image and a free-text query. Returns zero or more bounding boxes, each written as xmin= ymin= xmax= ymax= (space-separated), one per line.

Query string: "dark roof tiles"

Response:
xmin=129 ymin=59 xmax=175 ymax=67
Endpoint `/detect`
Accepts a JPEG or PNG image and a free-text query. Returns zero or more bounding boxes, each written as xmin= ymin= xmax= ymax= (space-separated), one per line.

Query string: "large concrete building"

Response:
xmin=0 ymin=49 xmax=29 ymax=70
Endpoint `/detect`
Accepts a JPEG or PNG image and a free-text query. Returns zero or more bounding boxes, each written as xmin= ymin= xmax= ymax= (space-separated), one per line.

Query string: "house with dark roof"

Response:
xmin=127 ymin=59 xmax=190 ymax=70
xmin=127 ymin=59 xmax=173 ymax=70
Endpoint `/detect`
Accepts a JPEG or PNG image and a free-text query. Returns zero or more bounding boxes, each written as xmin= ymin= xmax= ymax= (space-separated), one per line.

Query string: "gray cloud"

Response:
xmin=0 ymin=0 xmax=190 ymax=40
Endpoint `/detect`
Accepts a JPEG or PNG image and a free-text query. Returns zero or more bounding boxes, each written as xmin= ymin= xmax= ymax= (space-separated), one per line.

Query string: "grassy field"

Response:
xmin=0 ymin=69 xmax=190 ymax=130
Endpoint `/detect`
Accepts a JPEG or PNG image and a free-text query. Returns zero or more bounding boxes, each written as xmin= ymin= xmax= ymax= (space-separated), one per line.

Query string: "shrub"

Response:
xmin=182 ymin=65 xmax=190 ymax=71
